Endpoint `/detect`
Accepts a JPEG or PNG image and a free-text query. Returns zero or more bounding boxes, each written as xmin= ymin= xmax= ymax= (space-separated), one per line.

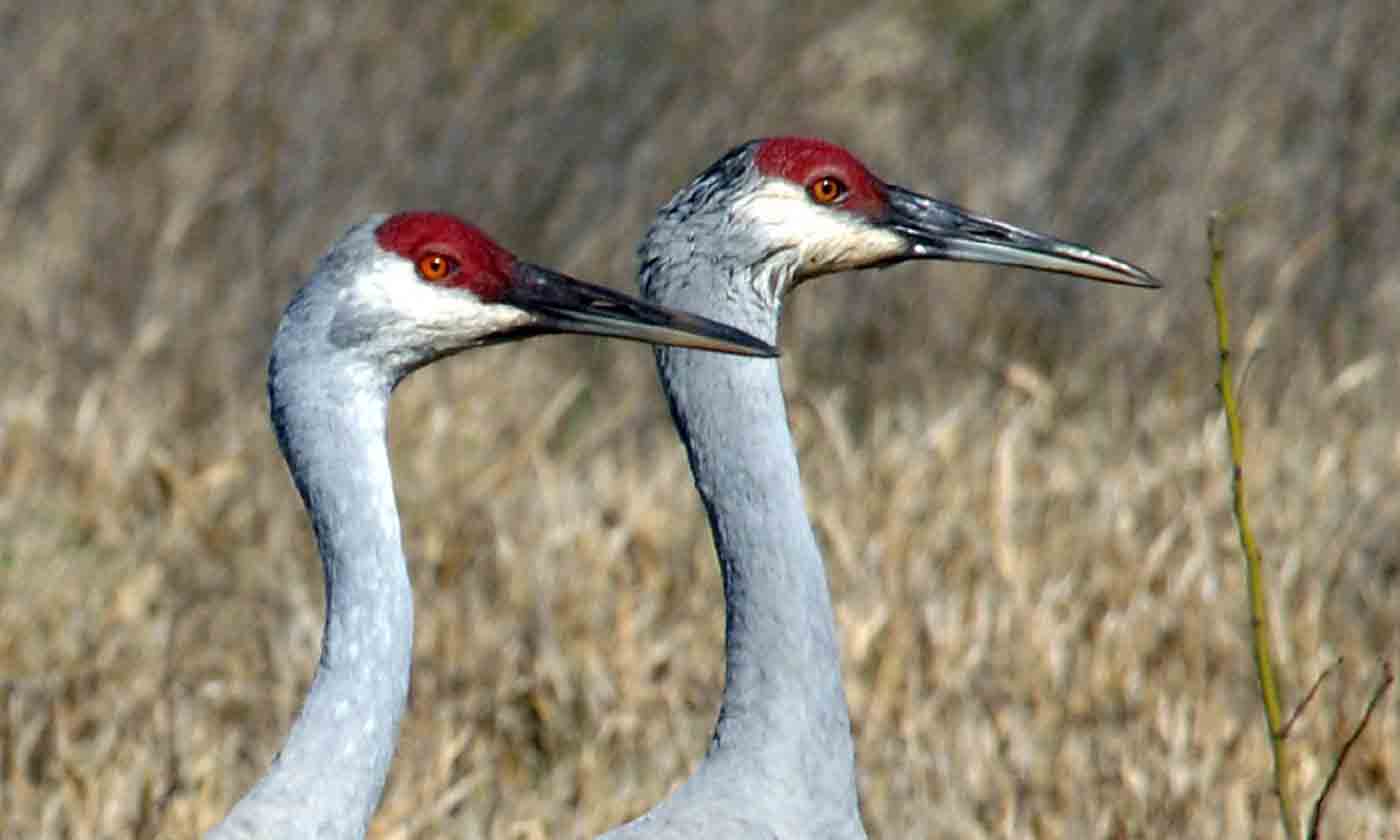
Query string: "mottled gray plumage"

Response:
xmin=206 ymin=213 xmax=777 ymax=839
xmin=604 ymin=138 xmax=1156 ymax=839
xmin=209 ymin=220 xmax=419 ymax=840
xmin=602 ymin=143 xmax=866 ymax=840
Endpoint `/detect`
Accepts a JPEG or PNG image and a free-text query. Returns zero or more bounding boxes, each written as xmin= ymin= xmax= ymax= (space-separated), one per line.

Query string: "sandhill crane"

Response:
xmin=205 ymin=211 xmax=776 ymax=840
xmin=602 ymin=137 xmax=1158 ymax=838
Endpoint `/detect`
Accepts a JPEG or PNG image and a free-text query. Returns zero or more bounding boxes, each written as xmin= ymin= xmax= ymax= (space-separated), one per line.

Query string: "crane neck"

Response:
xmin=208 ymin=332 xmax=413 ymax=839
xmin=644 ymin=257 xmax=862 ymax=826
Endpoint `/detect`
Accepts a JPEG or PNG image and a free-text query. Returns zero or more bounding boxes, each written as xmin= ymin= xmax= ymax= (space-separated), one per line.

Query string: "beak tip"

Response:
xmin=1130 ymin=267 xmax=1162 ymax=290
xmin=739 ymin=337 xmax=781 ymax=358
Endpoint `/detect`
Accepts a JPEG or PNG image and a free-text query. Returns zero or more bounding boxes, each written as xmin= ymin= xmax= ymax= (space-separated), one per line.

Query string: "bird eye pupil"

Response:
xmin=809 ymin=176 xmax=845 ymax=204
xmin=418 ymin=254 xmax=453 ymax=281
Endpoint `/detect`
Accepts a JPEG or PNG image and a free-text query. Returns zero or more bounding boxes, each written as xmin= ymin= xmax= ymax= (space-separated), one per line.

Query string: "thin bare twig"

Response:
xmin=1306 ymin=662 xmax=1394 ymax=840
xmin=1206 ymin=212 xmax=1298 ymax=840
xmin=1282 ymin=659 xmax=1341 ymax=739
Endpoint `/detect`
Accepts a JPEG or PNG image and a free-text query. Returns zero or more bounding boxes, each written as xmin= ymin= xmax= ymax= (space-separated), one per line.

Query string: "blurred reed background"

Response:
xmin=1 ymin=2 xmax=1396 ymax=837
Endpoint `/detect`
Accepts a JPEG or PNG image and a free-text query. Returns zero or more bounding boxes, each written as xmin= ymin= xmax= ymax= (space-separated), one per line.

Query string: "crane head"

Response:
xmin=664 ymin=137 xmax=1158 ymax=295
xmin=303 ymin=211 xmax=776 ymax=377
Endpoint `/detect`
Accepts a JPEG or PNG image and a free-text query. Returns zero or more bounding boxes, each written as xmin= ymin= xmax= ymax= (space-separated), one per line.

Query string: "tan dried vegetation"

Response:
xmin=1 ymin=2 xmax=1396 ymax=837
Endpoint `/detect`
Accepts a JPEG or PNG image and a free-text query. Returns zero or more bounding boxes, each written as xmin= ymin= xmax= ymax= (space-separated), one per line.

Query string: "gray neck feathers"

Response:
xmin=636 ymin=228 xmax=863 ymax=830
xmin=208 ymin=288 xmax=413 ymax=839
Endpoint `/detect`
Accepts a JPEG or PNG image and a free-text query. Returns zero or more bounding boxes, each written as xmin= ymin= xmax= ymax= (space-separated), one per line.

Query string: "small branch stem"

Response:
xmin=1207 ymin=212 xmax=1298 ymax=840
xmin=1282 ymin=660 xmax=1340 ymax=739
xmin=1307 ymin=662 xmax=1394 ymax=839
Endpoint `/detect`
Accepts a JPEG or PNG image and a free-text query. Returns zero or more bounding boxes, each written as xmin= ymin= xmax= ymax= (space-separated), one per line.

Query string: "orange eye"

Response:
xmin=808 ymin=176 xmax=846 ymax=205
xmin=417 ymin=253 xmax=456 ymax=282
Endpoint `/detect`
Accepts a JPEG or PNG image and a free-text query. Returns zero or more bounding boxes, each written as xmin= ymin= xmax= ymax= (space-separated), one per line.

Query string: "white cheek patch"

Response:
xmin=349 ymin=258 xmax=535 ymax=353
xmin=348 ymin=258 xmax=443 ymax=327
xmin=734 ymin=181 xmax=906 ymax=275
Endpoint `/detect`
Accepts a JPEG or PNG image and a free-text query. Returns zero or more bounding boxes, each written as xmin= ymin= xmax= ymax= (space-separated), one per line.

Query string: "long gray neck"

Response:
xmin=208 ymin=328 xmax=413 ymax=839
xmin=646 ymin=259 xmax=861 ymax=821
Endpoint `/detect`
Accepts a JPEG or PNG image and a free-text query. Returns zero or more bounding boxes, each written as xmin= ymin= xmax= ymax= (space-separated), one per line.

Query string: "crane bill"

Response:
xmin=883 ymin=184 xmax=1160 ymax=289
xmin=505 ymin=263 xmax=779 ymax=357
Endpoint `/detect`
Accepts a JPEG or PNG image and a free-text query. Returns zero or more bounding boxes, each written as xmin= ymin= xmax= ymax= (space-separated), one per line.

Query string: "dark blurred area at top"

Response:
xmin=1 ymin=1 xmax=1394 ymax=406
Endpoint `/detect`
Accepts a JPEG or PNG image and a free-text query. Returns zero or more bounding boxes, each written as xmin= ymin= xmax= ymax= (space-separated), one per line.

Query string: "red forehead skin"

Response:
xmin=374 ymin=212 xmax=517 ymax=301
xmin=752 ymin=137 xmax=890 ymax=218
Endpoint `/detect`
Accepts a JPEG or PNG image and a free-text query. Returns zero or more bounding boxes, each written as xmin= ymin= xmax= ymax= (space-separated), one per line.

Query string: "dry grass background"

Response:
xmin=1 ymin=1 xmax=1397 ymax=837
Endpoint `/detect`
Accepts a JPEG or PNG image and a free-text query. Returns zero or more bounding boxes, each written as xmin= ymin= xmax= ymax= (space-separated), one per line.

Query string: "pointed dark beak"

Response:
xmin=883 ymin=184 xmax=1159 ymax=288
xmin=504 ymin=263 xmax=778 ymax=357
